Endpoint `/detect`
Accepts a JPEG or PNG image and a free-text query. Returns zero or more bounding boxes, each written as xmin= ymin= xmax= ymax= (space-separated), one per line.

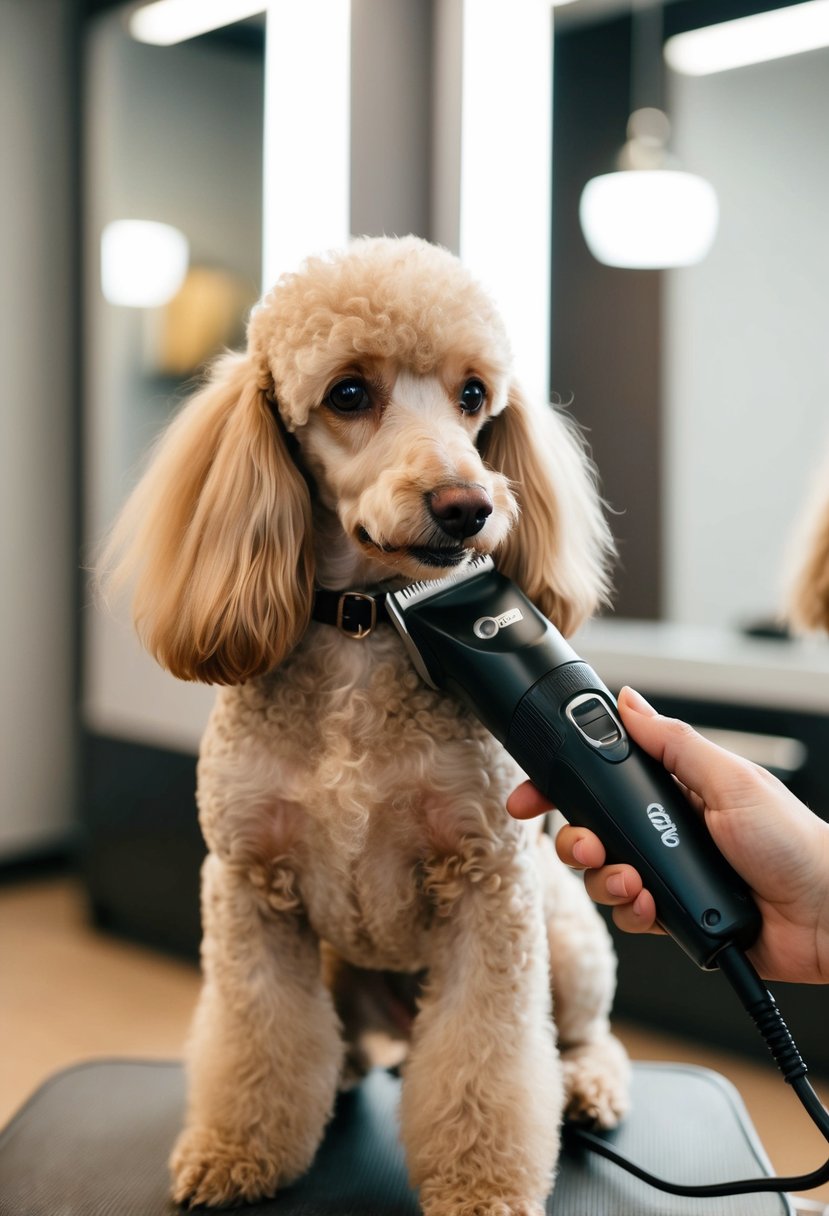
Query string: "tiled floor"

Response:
xmin=2 ymin=876 xmax=828 ymax=1208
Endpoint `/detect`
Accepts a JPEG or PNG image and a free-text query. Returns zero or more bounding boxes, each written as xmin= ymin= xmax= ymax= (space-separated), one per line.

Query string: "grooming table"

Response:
xmin=0 ymin=1060 xmax=792 ymax=1215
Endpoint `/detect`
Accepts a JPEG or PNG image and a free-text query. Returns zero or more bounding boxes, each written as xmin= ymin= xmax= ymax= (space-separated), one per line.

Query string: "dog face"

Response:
xmin=104 ymin=236 xmax=615 ymax=683
xmin=253 ymin=236 xmax=518 ymax=582
xmin=291 ymin=364 xmax=519 ymax=580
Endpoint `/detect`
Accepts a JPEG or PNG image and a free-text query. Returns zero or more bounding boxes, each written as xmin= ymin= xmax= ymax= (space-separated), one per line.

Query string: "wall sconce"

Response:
xmin=100 ymin=219 xmax=189 ymax=307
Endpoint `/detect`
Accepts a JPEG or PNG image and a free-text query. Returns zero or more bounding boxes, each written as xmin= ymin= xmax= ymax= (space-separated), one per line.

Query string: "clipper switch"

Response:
xmin=568 ymin=695 xmax=623 ymax=746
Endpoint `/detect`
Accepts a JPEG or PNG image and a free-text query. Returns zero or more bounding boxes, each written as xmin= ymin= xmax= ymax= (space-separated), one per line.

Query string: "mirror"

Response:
xmin=85 ymin=8 xmax=264 ymax=541
xmin=84 ymin=7 xmax=265 ymax=750
xmin=552 ymin=7 xmax=829 ymax=636
xmin=663 ymin=48 xmax=829 ymax=631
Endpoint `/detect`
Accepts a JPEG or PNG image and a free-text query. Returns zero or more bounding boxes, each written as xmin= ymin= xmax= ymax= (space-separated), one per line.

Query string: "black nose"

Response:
xmin=428 ymin=484 xmax=494 ymax=540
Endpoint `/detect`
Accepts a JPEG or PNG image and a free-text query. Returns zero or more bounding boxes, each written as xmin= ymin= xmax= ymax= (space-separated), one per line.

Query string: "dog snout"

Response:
xmin=428 ymin=483 xmax=494 ymax=540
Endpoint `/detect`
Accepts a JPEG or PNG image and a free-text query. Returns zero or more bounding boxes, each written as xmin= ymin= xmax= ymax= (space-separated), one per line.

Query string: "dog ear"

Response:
xmin=478 ymin=383 xmax=615 ymax=635
xmin=101 ymin=351 xmax=314 ymax=683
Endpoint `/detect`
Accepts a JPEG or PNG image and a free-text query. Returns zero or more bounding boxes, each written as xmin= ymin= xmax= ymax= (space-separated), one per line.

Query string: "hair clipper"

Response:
xmin=387 ymin=555 xmax=761 ymax=970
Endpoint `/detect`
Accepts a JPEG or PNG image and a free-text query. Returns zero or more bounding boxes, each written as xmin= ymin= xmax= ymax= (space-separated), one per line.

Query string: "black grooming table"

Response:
xmin=0 ymin=1060 xmax=793 ymax=1215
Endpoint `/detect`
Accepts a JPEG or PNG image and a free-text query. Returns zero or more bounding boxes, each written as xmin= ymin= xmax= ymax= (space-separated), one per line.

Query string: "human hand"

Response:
xmin=507 ymin=686 xmax=829 ymax=984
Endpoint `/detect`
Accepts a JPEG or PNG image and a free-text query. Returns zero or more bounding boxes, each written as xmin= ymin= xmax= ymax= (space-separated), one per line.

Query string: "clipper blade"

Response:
xmin=386 ymin=552 xmax=496 ymax=688
xmin=389 ymin=553 xmax=495 ymax=614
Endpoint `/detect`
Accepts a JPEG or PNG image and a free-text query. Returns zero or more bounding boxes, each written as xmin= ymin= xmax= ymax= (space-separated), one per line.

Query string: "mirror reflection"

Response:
xmin=85 ymin=8 xmax=264 ymax=541
xmin=552 ymin=1 xmax=829 ymax=633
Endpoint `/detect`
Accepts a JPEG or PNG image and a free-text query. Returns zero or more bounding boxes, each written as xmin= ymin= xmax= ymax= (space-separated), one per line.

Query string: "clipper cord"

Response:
xmin=568 ymin=945 xmax=829 ymax=1197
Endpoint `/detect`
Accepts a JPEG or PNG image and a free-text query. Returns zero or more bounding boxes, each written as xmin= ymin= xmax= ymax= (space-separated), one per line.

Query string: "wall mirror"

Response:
xmin=553 ymin=1 xmax=829 ymax=636
xmin=84 ymin=5 xmax=265 ymax=749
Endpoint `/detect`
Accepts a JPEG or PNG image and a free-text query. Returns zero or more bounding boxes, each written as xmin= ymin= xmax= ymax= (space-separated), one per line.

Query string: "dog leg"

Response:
xmin=170 ymin=853 xmax=343 ymax=1208
xmin=401 ymin=846 xmax=562 ymax=1216
xmin=538 ymin=832 xmax=630 ymax=1129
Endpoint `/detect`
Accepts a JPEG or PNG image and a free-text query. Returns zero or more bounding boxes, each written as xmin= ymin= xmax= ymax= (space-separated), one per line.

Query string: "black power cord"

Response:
xmin=566 ymin=945 xmax=829 ymax=1198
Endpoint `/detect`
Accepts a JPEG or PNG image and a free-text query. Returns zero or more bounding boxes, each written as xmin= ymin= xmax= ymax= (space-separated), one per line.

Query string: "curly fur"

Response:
xmin=103 ymin=236 xmax=629 ymax=1213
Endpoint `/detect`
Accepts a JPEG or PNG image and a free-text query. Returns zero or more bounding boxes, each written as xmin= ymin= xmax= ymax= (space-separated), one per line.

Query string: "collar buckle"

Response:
xmin=336 ymin=592 xmax=378 ymax=640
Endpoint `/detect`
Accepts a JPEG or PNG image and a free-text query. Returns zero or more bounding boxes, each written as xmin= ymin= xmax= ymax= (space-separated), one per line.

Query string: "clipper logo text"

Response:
xmin=472 ymin=608 xmax=524 ymax=639
xmin=647 ymin=802 xmax=680 ymax=848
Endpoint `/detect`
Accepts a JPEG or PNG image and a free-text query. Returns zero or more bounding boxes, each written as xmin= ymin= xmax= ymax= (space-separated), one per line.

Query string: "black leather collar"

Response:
xmin=312 ymin=588 xmax=390 ymax=640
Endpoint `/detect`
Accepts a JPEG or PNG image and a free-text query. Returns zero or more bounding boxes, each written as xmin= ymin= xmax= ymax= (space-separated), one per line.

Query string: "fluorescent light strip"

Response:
xmin=665 ymin=0 xmax=829 ymax=76
xmin=458 ymin=0 xmax=552 ymax=404
xmin=262 ymin=0 xmax=351 ymax=287
xmin=129 ymin=0 xmax=267 ymax=47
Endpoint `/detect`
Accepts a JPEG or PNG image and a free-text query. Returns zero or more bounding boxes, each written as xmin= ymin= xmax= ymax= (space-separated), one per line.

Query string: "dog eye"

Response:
xmin=326 ymin=378 xmax=371 ymax=414
xmin=459 ymin=379 xmax=487 ymax=415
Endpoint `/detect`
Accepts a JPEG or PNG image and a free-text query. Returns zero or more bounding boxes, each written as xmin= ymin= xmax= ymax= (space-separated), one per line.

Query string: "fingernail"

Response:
xmin=622 ymin=687 xmax=657 ymax=717
xmin=632 ymin=892 xmax=648 ymax=917
xmin=606 ymin=873 xmax=628 ymax=898
xmin=571 ymin=839 xmax=589 ymax=866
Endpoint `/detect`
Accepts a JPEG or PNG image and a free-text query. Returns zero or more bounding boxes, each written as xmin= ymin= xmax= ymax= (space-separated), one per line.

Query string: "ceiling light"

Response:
xmin=101 ymin=220 xmax=189 ymax=307
xmin=665 ymin=0 xmax=829 ymax=76
xmin=129 ymin=0 xmax=266 ymax=47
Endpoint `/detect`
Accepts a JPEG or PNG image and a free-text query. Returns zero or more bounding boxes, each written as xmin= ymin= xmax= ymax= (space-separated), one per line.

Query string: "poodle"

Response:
xmin=104 ymin=235 xmax=630 ymax=1213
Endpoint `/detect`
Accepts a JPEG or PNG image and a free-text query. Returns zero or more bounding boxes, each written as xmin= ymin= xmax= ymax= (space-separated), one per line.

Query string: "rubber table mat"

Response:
xmin=0 ymin=1059 xmax=794 ymax=1215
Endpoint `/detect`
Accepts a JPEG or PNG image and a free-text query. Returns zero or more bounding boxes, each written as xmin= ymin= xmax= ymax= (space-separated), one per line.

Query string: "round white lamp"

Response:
xmin=579 ymin=109 xmax=719 ymax=270
xmin=101 ymin=219 xmax=189 ymax=308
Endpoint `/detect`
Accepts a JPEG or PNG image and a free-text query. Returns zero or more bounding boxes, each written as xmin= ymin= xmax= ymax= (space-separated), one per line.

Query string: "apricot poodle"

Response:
xmin=105 ymin=235 xmax=630 ymax=1213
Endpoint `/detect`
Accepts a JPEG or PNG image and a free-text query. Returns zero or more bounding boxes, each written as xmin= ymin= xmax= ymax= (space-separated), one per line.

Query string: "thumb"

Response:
xmin=616 ymin=686 xmax=763 ymax=813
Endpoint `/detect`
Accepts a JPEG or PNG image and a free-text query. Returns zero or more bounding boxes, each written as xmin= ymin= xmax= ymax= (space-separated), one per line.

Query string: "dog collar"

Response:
xmin=312 ymin=588 xmax=390 ymax=640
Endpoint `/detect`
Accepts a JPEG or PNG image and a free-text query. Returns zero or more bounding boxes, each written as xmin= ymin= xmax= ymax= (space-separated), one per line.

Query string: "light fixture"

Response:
xmin=439 ymin=0 xmax=553 ymax=405
xmin=100 ymin=220 xmax=189 ymax=307
xmin=261 ymin=0 xmax=351 ymax=287
xmin=579 ymin=108 xmax=718 ymax=269
xmin=129 ymin=0 xmax=267 ymax=47
xmin=665 ymin=0 xmax=829 ymax=77
xmin=579 ymin=3 xmax=718 ymax=270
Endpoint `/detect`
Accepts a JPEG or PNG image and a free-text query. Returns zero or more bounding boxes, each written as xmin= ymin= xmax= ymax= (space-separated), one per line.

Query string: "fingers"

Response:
xmin=612 ymin=889 xmax=662 ymax=935
xmin=506 ymin=779 xmax=554 ymax=819
xmin=617 ymin=686 xmax=765 ymax=812
xmin=557 ymin=825 xmax=650 ymax=915
xmin=555 ymin=824 xmax=606 ymax=869
xmin=583 ymin=863 xmax=644 ymax=908
xmin=556 ymin=820 xmax=663 ymax=935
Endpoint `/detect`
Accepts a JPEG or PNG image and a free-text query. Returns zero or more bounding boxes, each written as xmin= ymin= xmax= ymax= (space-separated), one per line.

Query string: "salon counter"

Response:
xmin=575 ymin=618 xmax=829 ymax=714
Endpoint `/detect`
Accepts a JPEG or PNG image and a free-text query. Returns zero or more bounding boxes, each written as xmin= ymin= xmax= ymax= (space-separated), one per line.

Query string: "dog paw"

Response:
xmin=561 ymin=1036 xmax=631 ymax=1130
xmin=423 ymin=1201 xmax=544 ymax=1216
xmin=434 ymin=1201 xmax=544 ymax=1216
xmin=170 ymin=1127 xmax=283 ymax=1209
xmin=421 ymin=1186 xmax=545 ymax=1216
